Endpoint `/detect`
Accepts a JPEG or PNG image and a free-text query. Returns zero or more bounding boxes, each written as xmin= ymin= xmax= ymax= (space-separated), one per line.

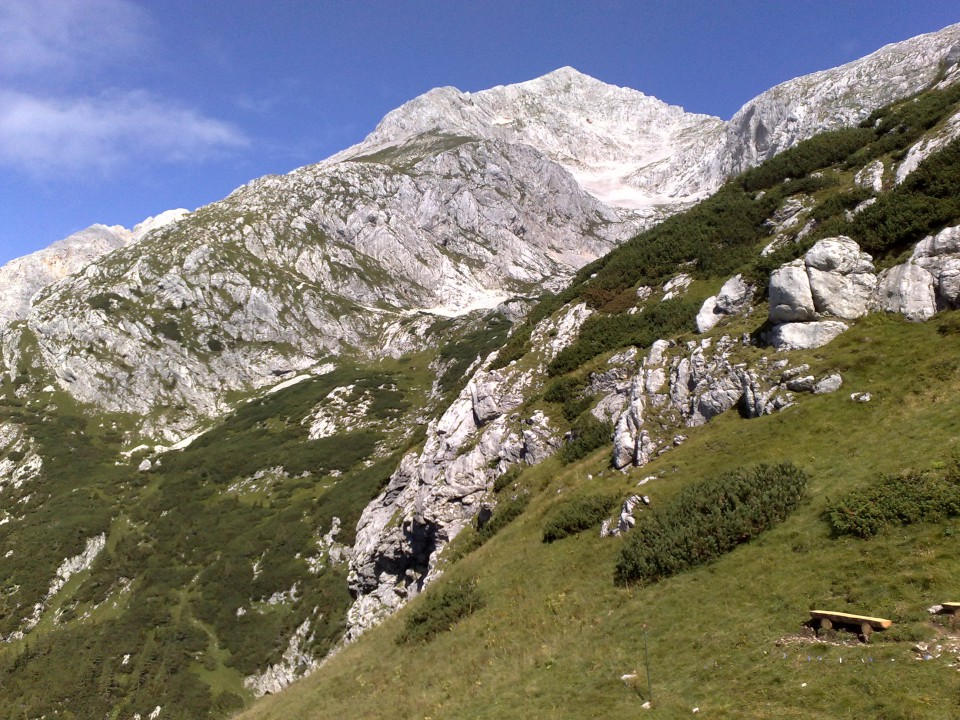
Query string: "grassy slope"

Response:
xmin=239 ymin=312 xmax=960 ymax=720
xmin=235 ymin=82 xmax=960 ymax=720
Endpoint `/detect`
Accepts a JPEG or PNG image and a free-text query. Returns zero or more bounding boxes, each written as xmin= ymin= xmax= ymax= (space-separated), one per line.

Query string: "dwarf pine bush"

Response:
xmin=542 ymin=492 xmax=619 ymax=542
xmin=615 ymin=463 xmax=808 ymax=585
xmin=825 ymin=469 xmax=960 ymax=538
xmin=396 ymin=579 xmax=484 ymax=645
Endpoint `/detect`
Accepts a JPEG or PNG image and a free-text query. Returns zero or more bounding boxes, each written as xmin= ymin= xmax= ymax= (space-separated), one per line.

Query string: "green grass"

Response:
xmin=238 ymin=313 xmax=960 ymax=720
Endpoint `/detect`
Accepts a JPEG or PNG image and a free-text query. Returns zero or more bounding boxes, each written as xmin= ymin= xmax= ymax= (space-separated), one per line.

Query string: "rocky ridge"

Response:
xmin=344 ymin=303 xmax=590 ymax=639
xmin=331 ymin=24 xmax=960 ymax=212
xmin=5 ymin=140 xmax=627 ymax=439
xmin=0 ymin=209 xmax=187 ymax=328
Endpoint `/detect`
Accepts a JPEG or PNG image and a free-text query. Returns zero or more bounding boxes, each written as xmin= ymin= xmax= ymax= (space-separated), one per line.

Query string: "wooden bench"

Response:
xmin=940 ymin=602 xmax=960 ymax=617
xmin=810 ymin=610 xmax=892 ymax=641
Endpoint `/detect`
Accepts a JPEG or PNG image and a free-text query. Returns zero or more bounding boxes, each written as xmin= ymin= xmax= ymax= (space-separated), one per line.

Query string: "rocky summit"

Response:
xmin=2 ymin=22 xmax=960 ymax=720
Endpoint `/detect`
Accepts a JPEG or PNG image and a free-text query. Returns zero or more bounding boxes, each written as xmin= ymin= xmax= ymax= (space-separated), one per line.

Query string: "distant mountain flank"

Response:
xmin=0 ymin=209 xmax=188 ymax=327
xmin=332 ymin=23 xmax=960 ymax=210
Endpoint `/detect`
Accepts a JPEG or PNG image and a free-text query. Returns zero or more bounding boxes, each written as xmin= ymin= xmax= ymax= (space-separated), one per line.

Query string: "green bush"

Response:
xmin=825 ymin=469 xmax=960 ymax=538
xmin=451 ymin=492 xmax=531 ymax=560
xmin=544 ymin=376 xmax=596 ymax=421
xmin=493 ymin=466 xmax=522 ymax=494
xmin=542 ymin=492 xmax=619 ymax=543
xmin=396 ymin=579 xmax=484 ymax=645
xmin=848 ymin=138 xmax=960 ymax=256
xmin=560 ymin=414 xmax=612 ymax=464
xmin=548 ymin=297 xmax=698 ymax=376
xmin=737 ymin=128 xmax=875 ymax=192
xmin=615 ymin=463 xmax=808 ymax=585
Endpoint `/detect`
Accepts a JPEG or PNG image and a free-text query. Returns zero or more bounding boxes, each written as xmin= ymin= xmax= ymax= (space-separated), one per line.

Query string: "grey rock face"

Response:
xmin=769 ymin=261 xmax=816 ymax=323
xmin=605 ymin=335 xmax=837 ymax=470
xmin=804 ymin=237 xmax=877 ymax=319
xmin=767 ymin=237 xmax=876 ymax=348
xmin=855 ymin=160 xmax=885 ymax=192
xmin=0 ymin=211 xmax=188 ymax=330
xmin=601 ymin=495 xmax=647 ymax=538
xmin=770 ymin=238 xmax=876 ymax=325
xmin=876 ymin=264 xmax=938 ymax=321
xmin=721 ymin=25 xmax=960 ymax=180
xmin=906 ymin=225 xmax=960 ymax=309
xmin=15 ymin=139 xmax=626 ymax=439
xmin=895 ymin=106 xmax=960 ymax=184
xmin=697 ymin=274 xmax=753 ymax=332
xmin=343 ymin=303 xmax=594 ymax=641
xmin=766 ymin=229 xmax=960 ymax=348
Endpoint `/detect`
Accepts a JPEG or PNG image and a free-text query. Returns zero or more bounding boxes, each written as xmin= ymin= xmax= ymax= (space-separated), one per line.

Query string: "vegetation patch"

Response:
xmin=548 ymin=297 xmax=699 ymax=375
xmin=825 ymin=468 xmax=960 ymax=538
xmin=432 ymin=312 xmax=512 ymax=398
xmin=449 ymin=492 xmax=531 ymax=561
xmin=542 ymin=492 xmax=619 ymax=543
xmin=615 ymin=463 xmax=808 ymax=584
xmin=396 ymin=578 xmax=483 ymax=645
xmin=559 ymin=414 xmax=612 ymax=464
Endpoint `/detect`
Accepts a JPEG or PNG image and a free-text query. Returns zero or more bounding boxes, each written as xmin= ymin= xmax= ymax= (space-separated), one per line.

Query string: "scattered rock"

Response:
xmin=813 ymin=373 xmax=843 ymax=394
xmin=696 ymin=274 xmax=753 ymax=332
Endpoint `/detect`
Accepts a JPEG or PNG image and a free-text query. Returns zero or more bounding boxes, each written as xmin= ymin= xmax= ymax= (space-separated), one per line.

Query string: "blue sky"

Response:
xmin=1 ymin=0 xmax=957 ymax=266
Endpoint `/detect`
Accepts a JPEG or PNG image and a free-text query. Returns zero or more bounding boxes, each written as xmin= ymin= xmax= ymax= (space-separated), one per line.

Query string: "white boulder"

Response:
xmin=769 ymin=261 xmax=816 ymax=323
xmin=768 ymin=321 xmax=849 ymax=351
xmin=876 ymin=264 xmax=937 ymax=321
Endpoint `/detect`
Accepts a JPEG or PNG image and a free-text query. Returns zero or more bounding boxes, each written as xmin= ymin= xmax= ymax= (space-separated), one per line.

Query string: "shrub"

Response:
xmin=493 ymin=466 xmax=522 ymax=494
xmin=451 ymin=492 xmax=531 ymax=560
xmin=548 ymin=296 xmax=699 ymax=376
xmin=396 ymin=578 xmax=483 ymax=645
xmin=737 ymin=127 xmax=875 ymax=192
xmin=560 ymin=415 xmax=612 ymax=464
xmin=542 ymin=492 xmax=619 ymax=543
xmin=825 ymin=469 xmax=960 ymax=538
xmin=615 ymin=463 xmax=808 ymax=585
xmin=848 ymin=137 xmax=960 ymax=256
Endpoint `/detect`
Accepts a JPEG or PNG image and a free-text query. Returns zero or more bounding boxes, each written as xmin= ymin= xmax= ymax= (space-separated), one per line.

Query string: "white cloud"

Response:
xmin=0 ymin=89 xmax=249 ymax=175
xmin=0 ymin=0 xmax=147 ymax=79
xmin=0 ymin=1 xmax=250 ymax=177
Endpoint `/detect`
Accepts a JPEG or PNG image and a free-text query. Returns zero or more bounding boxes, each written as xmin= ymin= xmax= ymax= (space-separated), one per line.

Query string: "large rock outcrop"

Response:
xmin=343 ymin=302 xmax=593 ymax=640
xmin=605 ymin=335 xmax=844 ymax=470
xmin=767 ymin=237 xmax=875 ymax=349
xmin=767 ymin=227 xmax=960 ymax=349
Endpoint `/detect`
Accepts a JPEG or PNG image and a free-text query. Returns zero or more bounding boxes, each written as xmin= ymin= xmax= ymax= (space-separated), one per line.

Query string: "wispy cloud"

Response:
xmin=0 ymin=0 xmax=147 ymax=79
xmin=0 ymin=89 xmax=248 ymax=175
xmin=0 ymin=0 xmax=249 ymax=177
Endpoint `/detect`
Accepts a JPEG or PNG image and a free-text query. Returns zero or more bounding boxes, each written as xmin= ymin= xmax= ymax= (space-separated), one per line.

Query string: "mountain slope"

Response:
xmin=10 ymin=137 xmax=626 ymax=439
xmin=0 ymin=209 xmax=187 ymax=328
xmin=2 ymin=24 xmax=960 ymax=720
xmin=239 ymin=63 xmax=960 ymax=720
xmin=331 ymin=23 xmax=960 ymax=211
